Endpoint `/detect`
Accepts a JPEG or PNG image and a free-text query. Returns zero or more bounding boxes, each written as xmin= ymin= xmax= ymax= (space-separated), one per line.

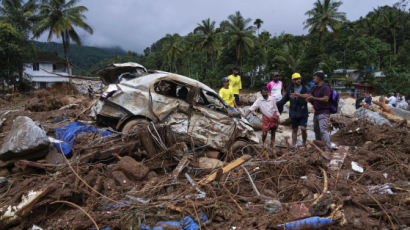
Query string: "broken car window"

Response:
xmin=196 ymin=89 xmax=228 ymax=114
xmin=154 ymin=80 xmax=192 ymax=103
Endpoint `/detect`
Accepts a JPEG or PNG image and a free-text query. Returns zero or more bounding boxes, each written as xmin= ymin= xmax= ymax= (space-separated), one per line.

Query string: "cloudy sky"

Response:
xmin=38 ymin=0 xmax=397 ymax=53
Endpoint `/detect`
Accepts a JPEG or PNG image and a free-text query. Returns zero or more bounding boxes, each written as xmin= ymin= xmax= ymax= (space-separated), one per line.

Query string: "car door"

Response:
xmin=150 ymin=79 xmax=192 ymax=136
xmin=188 ymin=88 xmax=235 ymax=151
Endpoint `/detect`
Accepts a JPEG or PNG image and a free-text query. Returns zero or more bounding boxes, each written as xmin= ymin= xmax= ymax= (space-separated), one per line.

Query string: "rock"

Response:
xmin=264 ymin=199 xmax=282 ymax=215
xmin=0 ymin=168 xmax=9 ymax=177
xmin=199 ymin=157 xmax=224 ymax=169
xmin=112 ymin=170 xmax=132 ymax=188
xmin=0 ymin=116 xmax=49 ymax=161
xmin=115 ymin=156 xmax=149 ymax=180
xmin=339 ymin=98 xmax=356 ymax=116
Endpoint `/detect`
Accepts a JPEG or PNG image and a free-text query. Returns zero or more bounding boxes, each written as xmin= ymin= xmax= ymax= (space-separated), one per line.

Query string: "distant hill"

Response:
xmin=33 ymin=41 xmax=128 ymax=75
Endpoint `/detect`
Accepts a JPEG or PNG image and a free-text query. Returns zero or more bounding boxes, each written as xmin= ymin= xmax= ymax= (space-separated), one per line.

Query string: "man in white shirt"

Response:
xmin=243 ymin=87 xmax=280 ymax=149
xmin=388 ymin=93 xmax=397 ymax=107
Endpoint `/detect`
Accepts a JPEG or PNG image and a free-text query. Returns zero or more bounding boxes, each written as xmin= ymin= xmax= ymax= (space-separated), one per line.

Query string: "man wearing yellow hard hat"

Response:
xmin=277 ymin=73 xmax=309 ymax=148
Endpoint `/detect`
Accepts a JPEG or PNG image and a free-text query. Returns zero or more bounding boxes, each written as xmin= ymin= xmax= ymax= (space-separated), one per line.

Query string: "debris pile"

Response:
xmin=0 ymin=88 xmax=408 ymax=230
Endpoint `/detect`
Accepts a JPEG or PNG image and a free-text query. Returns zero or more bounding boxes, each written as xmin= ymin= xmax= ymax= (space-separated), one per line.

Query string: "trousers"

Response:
xmin=313 ymin=113 xmax=331 ymax=151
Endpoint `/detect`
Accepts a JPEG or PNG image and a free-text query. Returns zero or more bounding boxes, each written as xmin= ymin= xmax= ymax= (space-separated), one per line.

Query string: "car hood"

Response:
xmin=93 ymin=62 xmax=148 ymax=85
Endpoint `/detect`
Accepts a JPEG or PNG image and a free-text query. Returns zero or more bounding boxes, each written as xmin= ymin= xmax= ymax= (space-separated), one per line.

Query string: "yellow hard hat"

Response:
xmin=292 ymin=73 xmax=301 ymax=79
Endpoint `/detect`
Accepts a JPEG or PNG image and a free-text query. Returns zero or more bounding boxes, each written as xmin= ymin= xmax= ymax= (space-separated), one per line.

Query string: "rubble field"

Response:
xmin=0 ymin=85 xmax=409 ymax=230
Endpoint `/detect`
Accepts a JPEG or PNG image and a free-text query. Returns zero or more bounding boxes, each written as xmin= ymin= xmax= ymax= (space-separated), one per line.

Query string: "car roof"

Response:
xmin=120 ymin=71 xmax=216 ymax=94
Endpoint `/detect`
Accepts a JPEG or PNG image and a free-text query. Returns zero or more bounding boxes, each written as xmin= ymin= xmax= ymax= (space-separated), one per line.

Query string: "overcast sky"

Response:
xmin=37 ymin=0 xmax=397 ymax=53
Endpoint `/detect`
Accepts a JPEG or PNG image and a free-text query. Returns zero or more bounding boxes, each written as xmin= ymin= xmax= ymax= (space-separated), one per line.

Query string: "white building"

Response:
xmin=23 ymin=51 xmax=71 ymax=89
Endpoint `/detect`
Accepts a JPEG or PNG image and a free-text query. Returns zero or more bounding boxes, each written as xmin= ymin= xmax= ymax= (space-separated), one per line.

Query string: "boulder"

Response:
xmin=0 ymin=116 xmax=49 ymax=161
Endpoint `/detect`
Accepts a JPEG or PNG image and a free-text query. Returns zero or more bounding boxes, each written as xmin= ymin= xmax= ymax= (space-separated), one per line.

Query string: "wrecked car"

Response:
xmin=91 ymin=62 xmax=259 ymax=153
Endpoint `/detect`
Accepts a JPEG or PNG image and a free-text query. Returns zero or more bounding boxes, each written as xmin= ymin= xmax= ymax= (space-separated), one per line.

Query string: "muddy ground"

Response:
xmin=0 ymin=85 xmax=409 ymax=229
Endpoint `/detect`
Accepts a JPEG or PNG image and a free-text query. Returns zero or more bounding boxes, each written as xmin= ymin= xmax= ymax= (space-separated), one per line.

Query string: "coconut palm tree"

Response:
xmin=221 ymin=11 xmax=255 ymax=65
xmin=194 ymin=18 xmax=220 ymax=71
xmin=162 ymin=33 xmax=183 ymax=72
xmin=0 ymin=0 xmax=38 ymax=35
xmin=33 ymin=0 xmax=93 ymax=74
xmin=304 ymin=0 xmax=346 ymax=43
xmin=253 ymin=18 xmax=263 ymax=35
xmin=274 ymin=42 xmax=305 ymax=74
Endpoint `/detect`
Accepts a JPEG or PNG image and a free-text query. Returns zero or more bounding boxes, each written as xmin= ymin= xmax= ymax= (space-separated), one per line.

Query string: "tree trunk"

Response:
xmin=393 ymin=29 xmax=396 ymax=55
xmin=62 ymin=30 xmax=72 ymax=75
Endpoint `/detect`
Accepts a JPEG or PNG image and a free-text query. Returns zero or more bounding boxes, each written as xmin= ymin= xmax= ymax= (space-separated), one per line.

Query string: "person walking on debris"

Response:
xmin=88 ymin=85 xmax=93 ymax=99
xmin=219 ymin=77 xmax=236 ymax=108
xmin=365 ymin=93 xmax=372 ymax=105
xmin=228 ymin=66 xmax=242 ymax=106
xmin=267 ymin=72 xmax=285 ymax=101
xmin=277 ymin=73 xmax=309 ymax=148
xmin=243 ymin=87 xmax=279 ymax=149
xmin=292 ymin=72 xmax=332 ymax=154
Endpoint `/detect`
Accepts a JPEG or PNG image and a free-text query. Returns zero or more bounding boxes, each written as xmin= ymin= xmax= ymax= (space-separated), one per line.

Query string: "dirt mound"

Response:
xmin=0 ymin=104 xmax=408 ymax=229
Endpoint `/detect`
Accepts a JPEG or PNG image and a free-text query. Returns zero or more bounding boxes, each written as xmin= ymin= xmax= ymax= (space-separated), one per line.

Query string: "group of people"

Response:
xmin=219 ymin=67 xmax=334 ymax=154
xmin=385 ymin=93 xmax=408 ymax=109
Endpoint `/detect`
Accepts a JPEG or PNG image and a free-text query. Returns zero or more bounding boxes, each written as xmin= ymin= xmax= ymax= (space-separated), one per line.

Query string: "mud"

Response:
xmin=0 ymin=89 xmax=409 ymax=229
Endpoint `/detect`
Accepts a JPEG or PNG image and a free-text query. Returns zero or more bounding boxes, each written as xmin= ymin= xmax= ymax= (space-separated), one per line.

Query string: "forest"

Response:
xmin=1 ymin=0 xmax=409 ymax=96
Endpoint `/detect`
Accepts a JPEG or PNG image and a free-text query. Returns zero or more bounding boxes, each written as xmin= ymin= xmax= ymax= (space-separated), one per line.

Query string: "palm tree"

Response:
xmin=221 ymin=11 xmax=255 ymax=64
xmin=162 ymin=33 xmax=183 ymax=72
xmin=379 ymin=7 xmax=401 ymax=55
xmin=274 ymin=42 xmax=305 ymax=74
xmin=304 ymin=0 xmax=346 ymax=43
xmin=33 ymin=0 xmax=93 ymax=74
xmin=0 ymin=0 xmax=38 ymax=35
xmin=194 ymin=18 xmax=220 ymax=71
xmin=253 ymin=18 xmax=263 ymax=35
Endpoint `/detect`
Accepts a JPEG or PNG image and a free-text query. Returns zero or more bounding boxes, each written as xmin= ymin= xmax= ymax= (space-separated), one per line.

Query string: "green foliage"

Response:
xmin=0 ymin=0 xmax=38 ymax=35
xmin=1 ymin=0 xmax=408 ymax=96
xmin=304 ymin=0 xmax=346 ymax=43
xmin=0 ymin=23 xmax=33 ymax=87
xmin=33 ymin=0 xmax=93 ymax=73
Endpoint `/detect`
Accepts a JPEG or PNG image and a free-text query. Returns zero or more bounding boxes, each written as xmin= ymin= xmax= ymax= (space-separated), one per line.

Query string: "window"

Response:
xmin=154 ymin=80 xmax=193 ymax=103
xmin=196 ymin=89 xmax=228 ymax=114
xmin=33 ymin=63 xmax=39 ymax=71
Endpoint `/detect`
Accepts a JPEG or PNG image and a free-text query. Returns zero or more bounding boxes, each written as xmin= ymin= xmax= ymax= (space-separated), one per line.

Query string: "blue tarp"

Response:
xmin=91 ymin=213 xmax=208 ymax=230
xmin=54 ymin=122 xmax=112 ymax=155
xmin=279 ymin=216 xmax=333 ymax=230
xmin=141 ymin=212 xmax=208 ymax=230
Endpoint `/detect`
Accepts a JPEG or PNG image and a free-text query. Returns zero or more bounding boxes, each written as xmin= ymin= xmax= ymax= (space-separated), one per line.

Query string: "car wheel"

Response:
xmin=122 ymin=119 xmax=150 ymax=133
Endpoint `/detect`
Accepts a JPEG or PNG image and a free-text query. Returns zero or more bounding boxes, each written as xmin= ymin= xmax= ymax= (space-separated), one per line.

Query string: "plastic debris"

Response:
xmin=104 ymin=200 xmax=130 ymax=209
xmin=351 ymin=162 xmax=364 ymax=173
xmin=368 ymin=184 xmax=394 ymax=195
xmin=278 ymin=216 xmax=333 ymax=230
xmin=140 ymin=212 xmax=208 ymax=230
xmin=30 ymin=225 xmax=43 ymax=230
xmin=54 ymin=122 xmax=112 ymax=155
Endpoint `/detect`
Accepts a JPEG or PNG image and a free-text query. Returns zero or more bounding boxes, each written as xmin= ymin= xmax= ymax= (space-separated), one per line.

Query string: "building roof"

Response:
xmin=30 ymin=51 xmax=66 ymax=64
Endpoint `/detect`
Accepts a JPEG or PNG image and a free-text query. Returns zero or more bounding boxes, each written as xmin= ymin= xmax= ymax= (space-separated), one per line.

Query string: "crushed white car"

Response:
xmin=91 ymin=63 xmax=259 ymax=153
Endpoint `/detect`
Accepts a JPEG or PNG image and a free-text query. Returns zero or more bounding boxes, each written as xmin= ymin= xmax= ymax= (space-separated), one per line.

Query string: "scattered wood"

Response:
xmin=172 ymin=155 xmax=189 ymax=181
xmin=199 ymin=154 xmax=251 ymax=184
xmin=309 ymin=142 xmax=331 ymax=160
xmin=312 ymin=167 xmax=328 ymax=206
